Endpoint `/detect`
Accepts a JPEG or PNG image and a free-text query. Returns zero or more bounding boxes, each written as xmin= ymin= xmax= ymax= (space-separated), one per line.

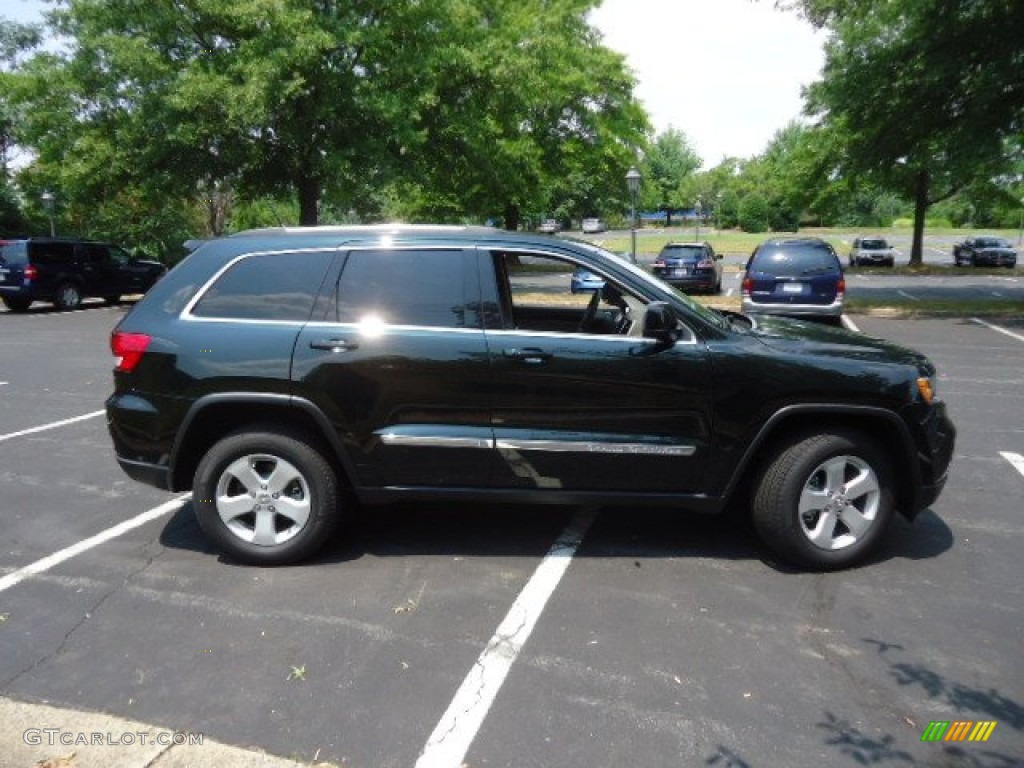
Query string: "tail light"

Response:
xmin=111 ymin=331 xmax=151 ymax=373
xmin=653 ymin=259 xmax=665 ymax=268
xmin=837 ymin=278 xmax=846 ymax=297
xmin=741 ymin=276 xmax=753 ymax=295
xmin=23 ymin=264 xmax=38 ymax=281
xmin=697 ymin=258 xmax=714 ymax=270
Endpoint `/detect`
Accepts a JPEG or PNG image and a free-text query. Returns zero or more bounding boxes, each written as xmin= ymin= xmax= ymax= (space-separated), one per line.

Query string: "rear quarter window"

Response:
xmin=190 ymin=250 xmax=334 ymax=321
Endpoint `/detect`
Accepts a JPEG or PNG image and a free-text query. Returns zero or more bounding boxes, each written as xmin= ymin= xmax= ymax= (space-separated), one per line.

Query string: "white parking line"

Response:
xmin=0 ymin=495 xmax=190 ymax=594
xmin=1000 ymin=452 xmax=1024 ymax=478
xmin=0 ymin=410 xmax=106 ymax=443
xmin=841 ymin=315 xmax=861 ymax=332
xmin=971 ymin=317 xmax=1024 ymax=343
xmin=897 ymin=290 xmax=920 ymax=302
xmin=415 ymin=507 xmax=596 ymax=768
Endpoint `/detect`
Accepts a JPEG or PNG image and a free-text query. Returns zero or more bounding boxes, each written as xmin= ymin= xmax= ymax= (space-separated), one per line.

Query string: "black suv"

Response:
xmin=106 ymin=226 xmax=954 ymax=570
xmin=0 ymin=237 xmax=166 ymax=312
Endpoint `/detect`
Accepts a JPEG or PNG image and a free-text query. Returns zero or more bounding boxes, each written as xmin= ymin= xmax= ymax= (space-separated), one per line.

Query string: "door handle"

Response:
xmin=309 ymin=338 xmax=359 ymax=352
xmin=503 ymin=347 xmax=552 ymax=364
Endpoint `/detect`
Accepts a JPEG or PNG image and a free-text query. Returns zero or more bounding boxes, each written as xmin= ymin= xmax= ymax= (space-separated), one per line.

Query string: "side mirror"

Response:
xmin=643 ymin=301 xmax=680 ymax=344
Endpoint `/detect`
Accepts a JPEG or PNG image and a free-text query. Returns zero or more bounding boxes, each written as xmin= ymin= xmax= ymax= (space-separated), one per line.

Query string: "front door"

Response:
xmin=482 ymin=248 xmax=713 ymax=493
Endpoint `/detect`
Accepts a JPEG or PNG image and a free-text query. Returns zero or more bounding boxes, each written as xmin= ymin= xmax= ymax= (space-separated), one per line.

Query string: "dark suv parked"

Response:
xmin=742 ymin=237 xmax=845 ymax=322
xmin=0 ymin=237 xmax=166 ymax=312
xmin=107 ymin=226 xmax=954 ymax=570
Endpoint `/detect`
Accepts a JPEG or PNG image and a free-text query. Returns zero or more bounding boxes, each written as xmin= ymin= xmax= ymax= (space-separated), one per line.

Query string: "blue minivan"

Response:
xmin=741 ymin=237 xmax=845 ymax=322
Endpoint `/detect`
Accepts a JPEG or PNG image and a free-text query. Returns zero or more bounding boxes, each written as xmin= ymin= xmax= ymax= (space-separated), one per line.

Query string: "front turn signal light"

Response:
xmin=917 ymin=377 xmax=935 ymax=404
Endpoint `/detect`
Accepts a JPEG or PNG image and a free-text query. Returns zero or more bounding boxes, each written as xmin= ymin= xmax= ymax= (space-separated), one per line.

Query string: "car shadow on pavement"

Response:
xmin=157 ymin=501 xmax=954 ymax=571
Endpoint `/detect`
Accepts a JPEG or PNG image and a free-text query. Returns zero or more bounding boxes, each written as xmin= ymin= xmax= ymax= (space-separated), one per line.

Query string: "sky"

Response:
xmin=5 ymin=0 xmax=827 ymax=168
xmin=589 ymin=0 xmax=826 ymax=166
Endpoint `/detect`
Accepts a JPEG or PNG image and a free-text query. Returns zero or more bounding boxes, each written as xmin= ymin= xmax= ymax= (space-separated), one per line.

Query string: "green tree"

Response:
xmin=786 ymin=0 xmax=1024 ymax=264
xmin=403 ymin=0 xmax=649 ymax=230
xmin=7 ymin=0 xmax=647 ymax=236
xmin=640 ymin=127 xmax=700 ymax=225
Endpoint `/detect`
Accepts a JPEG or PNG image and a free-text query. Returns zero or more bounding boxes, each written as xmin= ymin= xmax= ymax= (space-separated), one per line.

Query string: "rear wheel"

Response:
xmin=752 ymin=429 xmax=894 ymax=570
xmin=193 ymin=428 xmax=343 ymax=565
xmin=2 ymin=296 xmax=31 ymax=312
xmin=55 ymin=282 xmax=82 ymax=310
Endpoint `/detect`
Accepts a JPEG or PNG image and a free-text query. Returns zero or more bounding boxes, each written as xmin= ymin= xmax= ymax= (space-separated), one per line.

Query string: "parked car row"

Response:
xmin=0 ymin=237 xmax=166 ymax=312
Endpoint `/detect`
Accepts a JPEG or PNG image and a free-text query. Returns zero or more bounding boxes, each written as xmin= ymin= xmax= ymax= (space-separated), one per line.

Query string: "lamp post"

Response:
xmin=694 ymin=199 xmax=703 ymax=242
xmin=1018 ymin=198 xmax=1023 ymax=246
xmin=626 ymin=167 xmax=641 ymax=263
xmin=716 ymin=193 xmax=723 ymax=231
xmin=41 ymin=190 xmax=55 ymax=237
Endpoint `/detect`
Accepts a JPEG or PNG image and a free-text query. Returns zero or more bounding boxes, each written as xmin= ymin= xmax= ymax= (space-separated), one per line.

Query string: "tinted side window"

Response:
xmin=335 ymin=249 xmax=479 ymax=328
xmin=82 ymin=244 xmax=111 ymax=265
xmin=191 ymin=251 xmax=333 ymax=321
xmin=29 ymin=242 xmax=75 ymax=266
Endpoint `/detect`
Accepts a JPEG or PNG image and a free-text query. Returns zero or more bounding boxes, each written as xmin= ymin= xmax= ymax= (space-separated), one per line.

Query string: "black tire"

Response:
xmin=192 ymin=428 xmax=342 ymax=565
xmin=752 ymin=429 xmax=894 ymax=570
xmin=103 ymin=295 xmax=121 ymax=305
xmin=55 ymin=282 xmax=82 ymax=310
xmin=2 ymin=296 xmax=31 ymax=312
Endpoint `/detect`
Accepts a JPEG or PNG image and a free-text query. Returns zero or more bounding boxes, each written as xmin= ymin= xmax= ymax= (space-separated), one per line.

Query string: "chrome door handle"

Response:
xmin=503 ymin=347 xmax=552 ymax=363
xmin=309 ymin=338 xmax=359 ymax=352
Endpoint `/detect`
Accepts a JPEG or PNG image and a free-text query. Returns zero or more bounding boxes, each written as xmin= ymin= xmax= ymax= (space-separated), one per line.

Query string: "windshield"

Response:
xmin=976 ymin=237 xmax=1010 ymax=248
xmin=0 ymin=241 xmax=28 ymax=266
xmin=567 ymin=239 xmax=728 ymax=330
xmin=750 ymin=245 xmax=837 ymax=277
xmin=660 ymin=245 xmax=704 ymax=261
xmin=860 ymin=239 xmax=888 ymax=250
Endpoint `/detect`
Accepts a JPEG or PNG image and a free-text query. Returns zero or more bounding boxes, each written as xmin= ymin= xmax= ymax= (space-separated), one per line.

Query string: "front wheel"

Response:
xmin=752 ymin=429 xmax=894 ymax=570
xmin=193 ymin=429 xmax=343 ymax=565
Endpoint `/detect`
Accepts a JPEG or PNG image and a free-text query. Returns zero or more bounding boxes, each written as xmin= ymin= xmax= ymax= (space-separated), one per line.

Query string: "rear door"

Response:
xmin=291 ymin=247 xmax=497 ymax=489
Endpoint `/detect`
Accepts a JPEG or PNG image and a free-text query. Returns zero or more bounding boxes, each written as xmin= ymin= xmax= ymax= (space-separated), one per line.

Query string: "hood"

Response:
xmin=749 ymin=315 xmax=932 ymax=371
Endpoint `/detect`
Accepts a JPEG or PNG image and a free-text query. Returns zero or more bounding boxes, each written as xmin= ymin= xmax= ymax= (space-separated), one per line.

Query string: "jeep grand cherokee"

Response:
xmin=106 ymin=225 xmax=954 ymax=570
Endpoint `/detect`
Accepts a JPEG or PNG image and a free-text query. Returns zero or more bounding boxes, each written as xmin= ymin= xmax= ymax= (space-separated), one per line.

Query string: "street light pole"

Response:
xmin=626 ymin=167 xmax=641 ymax=263
xmin=1018 ymin=198 xmax=1023 ymax=246
xmin=41 ymin=191 xmax=55 ymax=237
xmin=694 ymin=199 xmax=703 ymax=242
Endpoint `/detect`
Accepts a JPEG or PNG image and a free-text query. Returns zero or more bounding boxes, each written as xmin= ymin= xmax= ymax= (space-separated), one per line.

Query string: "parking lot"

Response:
xmin=1 ymin=301 xmax=1022 ymax=767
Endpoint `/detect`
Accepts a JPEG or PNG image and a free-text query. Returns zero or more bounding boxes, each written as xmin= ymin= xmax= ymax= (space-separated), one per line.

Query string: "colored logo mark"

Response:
xmin=921 ymin=721 xmax=997 ymax=742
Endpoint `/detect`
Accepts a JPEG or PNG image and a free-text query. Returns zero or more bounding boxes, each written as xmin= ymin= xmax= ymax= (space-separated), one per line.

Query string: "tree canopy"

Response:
xmin=4 ymin=0 xmax=648 ymax=240
xmin=790 ymin=0 xmax=1024 ymax=262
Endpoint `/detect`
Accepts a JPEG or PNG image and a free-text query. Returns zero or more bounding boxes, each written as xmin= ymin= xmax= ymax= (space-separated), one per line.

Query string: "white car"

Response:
xmin=849 ymin=236 xmax=896 ymax=267
xmin=582 ymin=218 xmax=606 ymax=234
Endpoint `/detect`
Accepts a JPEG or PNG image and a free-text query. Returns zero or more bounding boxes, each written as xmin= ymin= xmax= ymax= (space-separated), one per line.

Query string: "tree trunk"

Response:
xmin=910 ymin=168 xmax=928 ymax=267
xmin=298 ymin=178 xmax=319 ymax=226
xmin=503 ymin=202 xmax=520 ymax=231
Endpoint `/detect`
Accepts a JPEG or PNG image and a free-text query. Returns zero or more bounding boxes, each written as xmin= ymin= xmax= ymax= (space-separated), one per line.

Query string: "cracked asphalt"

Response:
xmin=1 ymin=301 xmax=1022 ymax=767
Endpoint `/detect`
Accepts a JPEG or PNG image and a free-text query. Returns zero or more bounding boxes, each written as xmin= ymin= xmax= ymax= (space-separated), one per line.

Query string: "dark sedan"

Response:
xmin=953 ymin=236 xmax=1017 ymax=268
